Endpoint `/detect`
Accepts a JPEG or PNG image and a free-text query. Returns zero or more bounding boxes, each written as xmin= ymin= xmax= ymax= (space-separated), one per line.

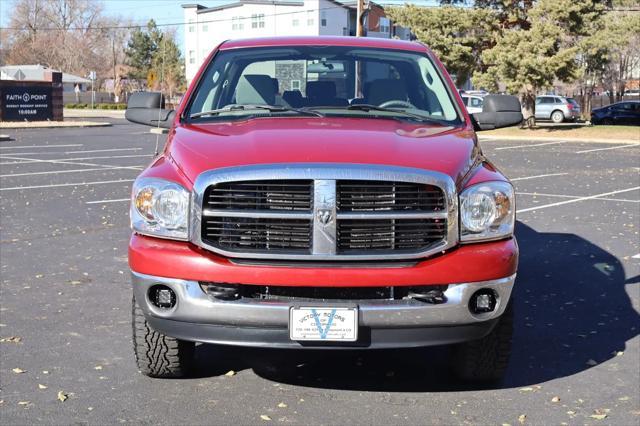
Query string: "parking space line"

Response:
xmin=517 ymin=186 xmax=640 ymax=213
xmin=518 ymin=191 xmax=640 ymax=203
xmin=0 ymin=179 xmax=135 ymax=191
xmin=86 ymin=198 xmax=130 ymax=205
xmin=0 ymin=148 xmax=143 ymax=156
xmin=0 ymin=165 xmax=145 ymax=178
xmin=0 ymin=155 xmax=145 ymax=171
xmin=576 ymin=143 xmax=640 ymax=154
xmin=495 ymin=141 xmax=567 ymax=150
xmin=0 ymin=154 xmax=153 ymax=165
xmin=511 ymin=172 xmax=568 ymax=181
xmin=0 ymin=144 xmax=83 ymax=150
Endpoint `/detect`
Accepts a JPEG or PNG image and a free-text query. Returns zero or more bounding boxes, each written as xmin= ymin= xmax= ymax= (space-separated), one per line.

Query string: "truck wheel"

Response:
xmin=450 ymin=303 xmax=513 ymax=382
xmin=132 ymin=297 xmax=195 ymax=378
xmin=551 ymin=110 xmax=565 ymax=123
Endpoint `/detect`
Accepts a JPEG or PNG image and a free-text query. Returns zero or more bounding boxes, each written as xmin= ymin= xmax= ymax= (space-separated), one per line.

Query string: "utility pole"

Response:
xmin=356 ymin=0 xmax=365 ymax=37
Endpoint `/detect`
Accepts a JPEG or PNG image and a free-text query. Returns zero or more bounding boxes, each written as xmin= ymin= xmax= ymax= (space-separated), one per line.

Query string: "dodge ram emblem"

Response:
xmin=317 ymin=209 xmax=333 ymax=226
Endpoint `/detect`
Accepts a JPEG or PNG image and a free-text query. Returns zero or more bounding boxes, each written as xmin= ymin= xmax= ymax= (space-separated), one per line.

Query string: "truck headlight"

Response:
xmin=460 ymin=181 xmax=514 ymax=242
xmin=131 ymin=178 xmax=190 ymax=240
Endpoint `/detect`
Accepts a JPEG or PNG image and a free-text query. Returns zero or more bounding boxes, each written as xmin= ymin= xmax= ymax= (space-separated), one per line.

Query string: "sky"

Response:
xmin=0 ymin=0 xmax=442 ymax=52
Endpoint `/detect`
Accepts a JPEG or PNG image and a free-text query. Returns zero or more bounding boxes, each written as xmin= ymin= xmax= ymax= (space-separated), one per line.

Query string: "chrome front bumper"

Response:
xmin=132 ymin=271 xmax=516 ymax=349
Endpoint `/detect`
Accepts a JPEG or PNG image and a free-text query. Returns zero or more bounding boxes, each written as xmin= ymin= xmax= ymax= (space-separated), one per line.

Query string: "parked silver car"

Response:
xmin=535 ymin=95 xmax=581 ymax=123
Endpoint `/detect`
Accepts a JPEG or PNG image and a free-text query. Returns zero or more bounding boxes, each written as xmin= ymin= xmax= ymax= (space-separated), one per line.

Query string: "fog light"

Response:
xmin=469 ymin=289 xmax=497 ymax=314
xmin=149 ymin=285 xmax=176 ymax=309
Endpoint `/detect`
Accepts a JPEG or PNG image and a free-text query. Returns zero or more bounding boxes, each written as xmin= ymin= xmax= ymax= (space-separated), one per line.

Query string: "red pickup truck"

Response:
xmin=125 ymin=36 xmax=522 ymax=381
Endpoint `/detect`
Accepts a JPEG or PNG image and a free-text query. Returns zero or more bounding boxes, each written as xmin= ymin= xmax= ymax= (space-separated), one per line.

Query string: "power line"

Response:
xmin=0 ymin=4 xmax=350 ymax=31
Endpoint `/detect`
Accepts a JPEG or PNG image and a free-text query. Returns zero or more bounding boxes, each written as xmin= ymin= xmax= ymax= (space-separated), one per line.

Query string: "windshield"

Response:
xmin=186 ymin=46 xmax=462 ymax=124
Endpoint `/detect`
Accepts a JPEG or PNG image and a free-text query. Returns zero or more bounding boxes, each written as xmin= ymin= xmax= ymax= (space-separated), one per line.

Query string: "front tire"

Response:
xmin=450 ymin=303 xmax=513 ymax=382
xmin=132 ymin=297 xmax=195 ymax=378
xmin=551 ymin=110 xmax=565 ymax=123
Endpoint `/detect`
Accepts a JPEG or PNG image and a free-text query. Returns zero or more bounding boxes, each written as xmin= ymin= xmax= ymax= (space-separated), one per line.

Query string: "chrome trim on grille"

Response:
xmin=191 ymin=163 xmax=458 ymax=260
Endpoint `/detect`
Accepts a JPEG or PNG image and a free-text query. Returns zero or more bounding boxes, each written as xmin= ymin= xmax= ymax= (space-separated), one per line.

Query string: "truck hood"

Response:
xmin=169 ymin=117 xmax=479 ymax=186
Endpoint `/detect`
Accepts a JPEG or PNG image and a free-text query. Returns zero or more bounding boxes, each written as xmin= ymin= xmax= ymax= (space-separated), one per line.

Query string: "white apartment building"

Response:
xmin=181 ymin=0 xmax=407 ymax=84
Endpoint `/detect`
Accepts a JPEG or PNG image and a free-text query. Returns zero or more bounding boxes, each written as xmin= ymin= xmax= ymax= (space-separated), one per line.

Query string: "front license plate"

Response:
xmin=289 ymin=307 xmax=358 ymax=342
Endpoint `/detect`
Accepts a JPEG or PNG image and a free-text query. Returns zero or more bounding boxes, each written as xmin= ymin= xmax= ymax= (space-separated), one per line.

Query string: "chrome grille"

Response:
xmin=193 ymin=164 xmax=458 ymax=260
xmin=204 ymin=180 xmax=312 ymax=211
xmin=337 ymin=181 xmax=445 ymax=212
xmin=337 ymin=219 xmax=447 ymax=252
xmin=202 ymin=217 xmax=312 ymax=252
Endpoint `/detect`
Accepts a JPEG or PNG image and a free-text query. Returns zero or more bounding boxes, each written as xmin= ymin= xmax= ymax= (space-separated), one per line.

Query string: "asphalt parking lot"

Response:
xmin=1 ymin=120 xmax=638 ymax=425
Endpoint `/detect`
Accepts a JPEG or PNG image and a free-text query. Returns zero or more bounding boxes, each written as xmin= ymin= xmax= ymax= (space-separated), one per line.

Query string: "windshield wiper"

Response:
xmin=190 ymin=104 xmax=324 ymax=119
xmin=309 ymin=104 xmax=435 ymax=122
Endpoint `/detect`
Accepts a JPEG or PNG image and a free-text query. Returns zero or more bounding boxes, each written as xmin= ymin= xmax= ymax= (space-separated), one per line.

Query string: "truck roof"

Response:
xmin=219 ymin=36 xmax=427 ymax=53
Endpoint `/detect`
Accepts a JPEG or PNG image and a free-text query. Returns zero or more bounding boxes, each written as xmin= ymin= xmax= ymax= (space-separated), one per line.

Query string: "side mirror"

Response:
xmin=125 ymin=92 xmax=176 ymax=129
xmin=472 ymin=95 xmax=523 ymax=131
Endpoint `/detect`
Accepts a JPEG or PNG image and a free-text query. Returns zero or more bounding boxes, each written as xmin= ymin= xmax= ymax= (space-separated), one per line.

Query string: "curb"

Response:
xmin=0 ymin=122 xmax=112 ymax=129
xmin=477 ymin=135 xmax=639 ymax=144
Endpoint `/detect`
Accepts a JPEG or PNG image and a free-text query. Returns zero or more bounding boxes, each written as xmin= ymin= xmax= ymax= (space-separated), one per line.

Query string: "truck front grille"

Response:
xmin=195 ymin=166 xmax=456 ymax=260
xmin=337 ymin=218 xmax=447 ymax=252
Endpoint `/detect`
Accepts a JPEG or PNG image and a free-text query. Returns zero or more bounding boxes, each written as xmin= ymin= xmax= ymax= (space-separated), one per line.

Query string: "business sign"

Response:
xmin=2 ymin=86 xmax=53 ymax=121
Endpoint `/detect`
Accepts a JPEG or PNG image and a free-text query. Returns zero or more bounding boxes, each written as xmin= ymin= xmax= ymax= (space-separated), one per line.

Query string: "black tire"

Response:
xmin=132 ymin=297 xmax=195 ymax=378
xmin=450 ymin=303 xmax=513 ymax=382
xmin=551 ymin=110 xmax=565 ymax=123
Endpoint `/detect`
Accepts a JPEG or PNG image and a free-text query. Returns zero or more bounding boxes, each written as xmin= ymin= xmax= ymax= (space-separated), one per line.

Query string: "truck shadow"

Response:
xmin=192 ymin=222 xmax=639 ymax=391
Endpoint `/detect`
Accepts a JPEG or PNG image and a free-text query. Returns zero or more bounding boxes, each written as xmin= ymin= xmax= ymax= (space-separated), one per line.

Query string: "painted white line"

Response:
xmin=0 ymin=148 xmax=143 ymax=156
xmin=0 ymin=179 xmax=135 ymax=191
xmin=576 ymin=143 xmax=640 ymax=154
xmin=518 ymin=191 xmax=640 ymax=203
xmin=495 ymin=141 xmax=567 ymax=150
xmin=517 ymin=186 xmax=640 ymax=213
xmin=632 ymin=254 xmax=640 ymax=259
xmin=0 ymin=155 xmax=144 ymax=172
xmin=0 ymin=154 xmax=152 ymax=165
xmin=0 ymin=144 xmax=83 ymax=150
xmin=511 ymin=172 xmax=568 ymax=181
xmin=85 ymin=198 xmax=130 ymax=205
xmin=0 ymin=165 xmax=145 ymax=178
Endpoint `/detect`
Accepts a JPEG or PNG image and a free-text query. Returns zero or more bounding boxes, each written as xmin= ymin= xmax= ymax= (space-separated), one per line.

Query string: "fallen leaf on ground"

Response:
xmin=42 ymin=370 xmax=49 ymax=374
xmin=518 ymin=414 xmax=526 ymax=424
xmin=35 ymin=274 xmax=44 ymax=278
xmin=519 ymin=387 xmax=534 ymax=392
xmin=590 ymin=414 xmax=607 ymax=420
xmin=94 ymin=365 xmax=103 ymax=370
xmin=12 ymin=368 xmax=25 ymax=374
xmin=552 ymin=396 xmax=561 ymax=403
xmin=567 ymin=411 xmax=576 ymax=415
xmin=586 ymin=359 xmax=598 ymax=366
xmin=619 ymin=396 xmax=630 ymax=401
xmin=260 ymin=415 xmax=272 ymax=421
xmin=57 ymin=391 xmax=68 ymax=402
xmin=0 ymin=336 xmax=22 ymax=343
xmin=612 ymin=351 xmax=624 ymax=356
xmin=18 ymin=401 xmax=30 ymax=406
xmin=38 ymin=384 xmax=47 ymax=390
xmin=224 ymin=370 xmax=235 ymax=376
xmin=277 ymin=402 xmax=287 ymax=408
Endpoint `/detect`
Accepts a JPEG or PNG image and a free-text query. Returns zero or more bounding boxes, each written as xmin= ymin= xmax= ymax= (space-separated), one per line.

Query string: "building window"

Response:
xmin=189 ymin=50 xmax=195 ymax=64
xmin=291 ymin=80 xmax=301 ymax=91
xmin=188 ymin=19 xmax=195 ymax=32
xmin=292 ymin=18 xmax=299 ymax=27
xmin=379 ymin=18 xmax=390 ymax=34
xmin=307 ymin=11 xmax=314 ymax=26
xmin=232 ymin=16 xmax=245 ymax=30
xmin=251 ymin=14 xmax=265 ymax=29
xmin=321 ymin=11 xmax=327 ymax=27
xmin=202 ymin=24 xmax=208 ymax=32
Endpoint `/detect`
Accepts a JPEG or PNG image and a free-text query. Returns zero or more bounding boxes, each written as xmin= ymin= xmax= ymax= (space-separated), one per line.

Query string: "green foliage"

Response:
xmin=387 ymin=5 xmax=499 ymax=86
xmin=124 ymin=19 xmax=185 ymax=95
xmin=64 ymin=103 xmax=127 ymax=110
